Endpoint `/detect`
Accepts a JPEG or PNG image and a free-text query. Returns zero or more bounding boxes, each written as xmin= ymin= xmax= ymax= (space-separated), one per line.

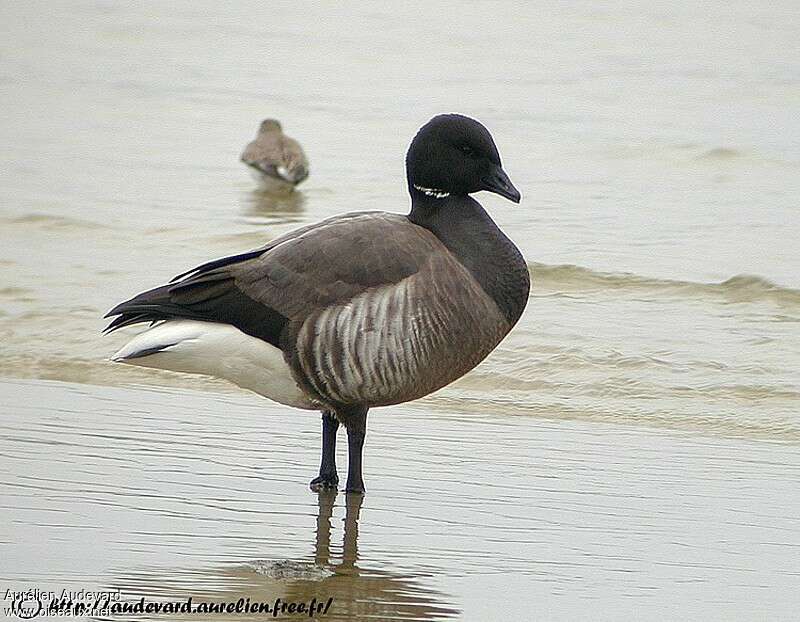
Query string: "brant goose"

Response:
xmin=241 ymin=119 xmax=309 ymax=190
xmin=106 ymin=114 xmax=529 ymax=494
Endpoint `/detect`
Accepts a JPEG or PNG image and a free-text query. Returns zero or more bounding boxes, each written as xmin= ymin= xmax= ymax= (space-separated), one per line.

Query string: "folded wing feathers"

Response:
xmin=170 ymin=248 xmax=267 ymax=282
xmin=105 ymin=214 xmax=440 ymax=388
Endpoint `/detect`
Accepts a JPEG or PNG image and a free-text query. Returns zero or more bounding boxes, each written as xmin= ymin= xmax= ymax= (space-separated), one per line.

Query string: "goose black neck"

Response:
xmin=407 ymin=193 xmax=530 ymax=326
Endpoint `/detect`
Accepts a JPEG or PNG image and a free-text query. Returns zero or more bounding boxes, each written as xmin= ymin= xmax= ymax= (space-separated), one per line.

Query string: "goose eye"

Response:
xmin=458 ymin=144 xmax=475 ymax=157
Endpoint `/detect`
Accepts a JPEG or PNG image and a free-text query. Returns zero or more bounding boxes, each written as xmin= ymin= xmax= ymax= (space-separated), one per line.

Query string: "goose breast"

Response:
xmin=291 ymin=243 xmax=509 ymax=407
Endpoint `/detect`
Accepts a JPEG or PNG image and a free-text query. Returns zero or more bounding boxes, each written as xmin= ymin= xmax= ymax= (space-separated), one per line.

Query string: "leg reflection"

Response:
xmin=341 ymin=493 xmax=363 ymax=571
xmin=312 ymin=490 xmax=364 ymax=573
xmin=314 ymin=490 xmax=336 ymax=566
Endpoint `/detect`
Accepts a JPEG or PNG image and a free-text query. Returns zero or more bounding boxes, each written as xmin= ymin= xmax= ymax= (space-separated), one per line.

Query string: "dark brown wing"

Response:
xmin=104 ymin=212 xmax=429 ymax=349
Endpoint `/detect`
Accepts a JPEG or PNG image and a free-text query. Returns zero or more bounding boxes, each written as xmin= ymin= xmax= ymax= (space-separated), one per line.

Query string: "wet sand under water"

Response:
xmin=2 ymin=378 xmax=799 ymax=621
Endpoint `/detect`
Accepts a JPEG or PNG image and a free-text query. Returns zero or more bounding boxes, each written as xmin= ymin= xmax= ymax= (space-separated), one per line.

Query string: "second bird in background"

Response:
xmin=241 ymin=119 xmax=309 ymax=192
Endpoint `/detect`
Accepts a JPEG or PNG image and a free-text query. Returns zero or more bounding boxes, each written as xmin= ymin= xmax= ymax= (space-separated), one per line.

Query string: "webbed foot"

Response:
xmin=309 ymin=473 xmax=339 ymax=492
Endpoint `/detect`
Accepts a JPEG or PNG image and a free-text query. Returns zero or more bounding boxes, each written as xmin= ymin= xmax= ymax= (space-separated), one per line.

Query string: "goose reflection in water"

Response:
xmin=102 ymin=493 xmax=457 ymax=621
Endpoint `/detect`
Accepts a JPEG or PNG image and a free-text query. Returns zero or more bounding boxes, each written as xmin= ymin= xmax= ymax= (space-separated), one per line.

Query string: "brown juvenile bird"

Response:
xmin=241 ymin=119 xmax=309 ymax=190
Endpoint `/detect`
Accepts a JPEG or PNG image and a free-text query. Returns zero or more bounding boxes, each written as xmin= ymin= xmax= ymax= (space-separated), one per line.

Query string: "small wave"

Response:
xmin=429 ymin=392 xmax=800 ymax=443
xmin=4 ymin=213 xmax=110 ymax=231
xmin=695 ymin=147 xmax=743 ymax=161
xmin=529 ymin=263 xmax=800 ymax=306
xmin=0 ymin=286 xmax=36 ymax=301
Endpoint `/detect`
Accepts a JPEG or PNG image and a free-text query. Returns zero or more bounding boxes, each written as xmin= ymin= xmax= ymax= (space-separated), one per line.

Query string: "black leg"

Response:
xmin=344 ymin=407 xmax=368 ymax=494
xmin=309 ymin=411 xmax=339 ymax=492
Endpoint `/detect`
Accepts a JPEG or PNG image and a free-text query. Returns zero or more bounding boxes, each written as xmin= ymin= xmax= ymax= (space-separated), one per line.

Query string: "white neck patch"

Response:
xmin=413 ymin=184 xmax=450 ymax=199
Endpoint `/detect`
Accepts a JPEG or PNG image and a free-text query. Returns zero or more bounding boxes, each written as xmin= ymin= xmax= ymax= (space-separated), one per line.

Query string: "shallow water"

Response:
xmin=1 ymin=1 xmax=800 ymax=619
xmin=3 ymin=379 xmax=800 ymax=621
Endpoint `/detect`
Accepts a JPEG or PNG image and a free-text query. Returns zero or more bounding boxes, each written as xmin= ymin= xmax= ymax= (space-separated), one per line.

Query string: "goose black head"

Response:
xmin=406 ymin=114 xmax=520 ymax=203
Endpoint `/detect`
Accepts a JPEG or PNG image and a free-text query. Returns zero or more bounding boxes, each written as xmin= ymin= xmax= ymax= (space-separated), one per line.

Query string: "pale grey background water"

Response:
xmin=1 ymin=2 xmax=799 ymax=620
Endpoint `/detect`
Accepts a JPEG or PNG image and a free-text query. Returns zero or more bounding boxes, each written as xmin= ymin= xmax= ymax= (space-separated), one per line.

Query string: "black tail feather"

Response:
xmin=104 ymin=274 xmax=288 ymax=349
xmin=104 ymin=284 xmax=188 ymax=334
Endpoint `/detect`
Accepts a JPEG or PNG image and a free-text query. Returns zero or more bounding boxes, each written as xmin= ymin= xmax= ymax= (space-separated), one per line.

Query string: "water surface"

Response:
xmin=3 ymin=380 xmax=800 ymax=620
